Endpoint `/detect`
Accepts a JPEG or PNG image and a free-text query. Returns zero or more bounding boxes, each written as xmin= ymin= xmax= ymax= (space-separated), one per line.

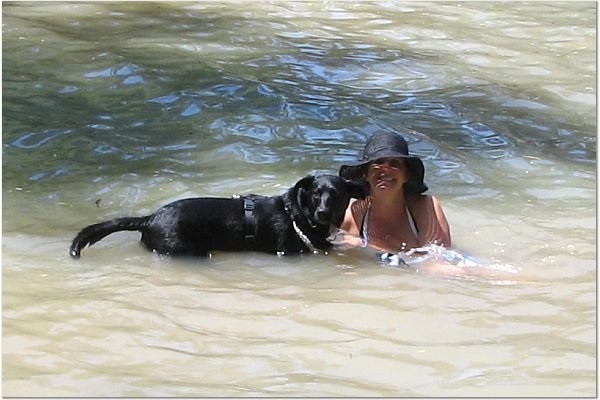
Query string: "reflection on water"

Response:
xmin=2 ymin=1 xmax=596 ymax=397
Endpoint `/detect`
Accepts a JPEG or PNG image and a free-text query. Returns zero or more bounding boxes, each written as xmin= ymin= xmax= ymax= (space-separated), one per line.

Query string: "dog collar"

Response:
xmin=292 ymin=220 xmax=323 ymax=254
xmin=283 ymin=202 xmax=325 ymax=255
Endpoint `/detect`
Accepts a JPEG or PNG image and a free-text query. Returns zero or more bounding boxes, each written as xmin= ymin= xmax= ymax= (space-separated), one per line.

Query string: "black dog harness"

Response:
xmin=239 ymin=195 xmax=322 ymax=254
xmin=243 ymin=197 xmax=256 ymax=245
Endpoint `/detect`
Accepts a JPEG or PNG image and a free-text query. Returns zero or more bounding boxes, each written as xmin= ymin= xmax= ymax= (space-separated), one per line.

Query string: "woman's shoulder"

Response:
xmin=407 ymin=193 xmax=442 ymax=209
xmin=341 ymin=198 xmax=369 ymax=235
xmin=407 ymin=194 xmax=447 ymax=223
xmin=407 ymin=194 xmax=451 ymax=247
xmin=350 ymin=197 xmax=369 ymax=211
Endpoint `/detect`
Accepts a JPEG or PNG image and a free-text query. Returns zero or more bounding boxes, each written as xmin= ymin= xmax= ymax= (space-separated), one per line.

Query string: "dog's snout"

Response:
xmin=316 ymin=208 xmax=330 ymax=222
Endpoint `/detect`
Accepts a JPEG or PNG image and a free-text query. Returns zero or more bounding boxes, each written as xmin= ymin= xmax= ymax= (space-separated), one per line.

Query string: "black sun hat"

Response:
xmin=339 ymin=131 xmax=428 ymax=194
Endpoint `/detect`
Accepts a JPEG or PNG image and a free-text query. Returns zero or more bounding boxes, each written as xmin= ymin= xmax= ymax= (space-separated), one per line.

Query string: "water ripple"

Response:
xmin=217 ymin=143 xmax=280 ymax=164
xmin=462 ymin=122 xmax=495 ymax=138
xmin=180 ymin=102 xmax=201 ymax=117
xmin=29 ymin=166 xmax=69 ymax=181
xmin=11 ymin=129 xmax=72 ymax=149
xmin=1 ymin=2 xmax=596 ymax=396
xmin=147 ymin=94 xmax=180 ymax=105
xmin=122 ymin=75 xmax=144 ymax=85
xmin=84 ymin=63 xmax=140 ymax=78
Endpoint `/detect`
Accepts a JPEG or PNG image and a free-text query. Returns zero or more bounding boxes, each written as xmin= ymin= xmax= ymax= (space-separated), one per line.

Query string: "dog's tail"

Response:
xmin=69 ymin=217 xmax=148 ymax=259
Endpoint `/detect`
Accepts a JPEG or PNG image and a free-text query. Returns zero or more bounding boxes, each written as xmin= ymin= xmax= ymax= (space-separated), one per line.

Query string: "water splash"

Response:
xmin=378 ymin=244 xmax=521 ymax=284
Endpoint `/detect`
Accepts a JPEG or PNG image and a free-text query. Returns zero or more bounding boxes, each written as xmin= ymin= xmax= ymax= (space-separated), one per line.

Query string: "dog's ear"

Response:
xmin=294 ymin=175 xmax=315 ymax=190
xmin=345 ymin=179 xmax=368 ymax=199
xmin=294 ymin=175 xmax=315 ymax=207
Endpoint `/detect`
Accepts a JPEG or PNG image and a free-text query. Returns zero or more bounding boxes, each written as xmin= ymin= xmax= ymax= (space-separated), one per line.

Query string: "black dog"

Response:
xmin=69 ymin=174 xmax=365 ymax=258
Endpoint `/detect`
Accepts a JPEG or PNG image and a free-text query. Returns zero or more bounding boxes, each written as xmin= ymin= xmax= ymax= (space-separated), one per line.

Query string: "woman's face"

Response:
xmin=364 ymin=157 xmax=409 ymax=193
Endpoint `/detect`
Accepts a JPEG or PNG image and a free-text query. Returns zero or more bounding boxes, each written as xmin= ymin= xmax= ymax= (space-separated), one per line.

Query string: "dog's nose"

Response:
xmin=316 ymin=209 xmax=329 ymax=222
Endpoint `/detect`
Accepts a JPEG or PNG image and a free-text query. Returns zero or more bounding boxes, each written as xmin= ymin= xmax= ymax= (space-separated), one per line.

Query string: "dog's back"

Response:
xmin=141 ymin=196 xmax=295 ymax=256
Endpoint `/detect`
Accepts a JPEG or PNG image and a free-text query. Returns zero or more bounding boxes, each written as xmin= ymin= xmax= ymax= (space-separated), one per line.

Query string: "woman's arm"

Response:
xmin=330 ymin=199 xmax=369 ymax=249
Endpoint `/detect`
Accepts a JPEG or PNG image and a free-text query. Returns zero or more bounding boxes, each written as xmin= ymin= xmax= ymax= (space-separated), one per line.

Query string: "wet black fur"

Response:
xmin=69 ymin=174 xmax=365 ymax=258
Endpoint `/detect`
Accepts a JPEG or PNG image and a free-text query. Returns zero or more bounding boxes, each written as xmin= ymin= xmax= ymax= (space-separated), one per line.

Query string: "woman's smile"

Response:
xmin=374 ymin=172 xmax=398 ymax=189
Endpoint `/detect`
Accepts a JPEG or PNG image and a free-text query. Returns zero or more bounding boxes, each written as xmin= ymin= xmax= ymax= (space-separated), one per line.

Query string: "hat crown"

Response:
xmin=360 ymin=132 xmax=409 ymax=161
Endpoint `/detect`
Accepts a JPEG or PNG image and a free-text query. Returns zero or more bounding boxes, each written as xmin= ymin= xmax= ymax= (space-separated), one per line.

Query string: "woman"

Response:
xmin=335 ymin=134 xmax=523 ymax=283
xmin=338 ymin=131 xmax=451 ymax=253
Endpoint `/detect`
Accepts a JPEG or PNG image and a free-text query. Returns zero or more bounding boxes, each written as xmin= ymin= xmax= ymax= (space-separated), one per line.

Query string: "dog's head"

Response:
xmin=292 ymin=174 xmax=367 ymax=228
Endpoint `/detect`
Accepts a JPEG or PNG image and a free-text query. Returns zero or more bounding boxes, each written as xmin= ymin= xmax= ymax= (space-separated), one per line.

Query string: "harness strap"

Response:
xmin=243 ymin=198 xmax=256 ymax=244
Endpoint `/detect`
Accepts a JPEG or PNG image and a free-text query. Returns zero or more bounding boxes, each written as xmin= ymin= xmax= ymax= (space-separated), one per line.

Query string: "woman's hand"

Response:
xmin=327 ymin=228 xmax=367 ymax=250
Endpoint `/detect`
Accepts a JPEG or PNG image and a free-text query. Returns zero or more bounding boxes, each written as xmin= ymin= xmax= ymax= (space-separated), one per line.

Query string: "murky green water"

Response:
xmin=2 ymin=1 xmax=596 ymax=397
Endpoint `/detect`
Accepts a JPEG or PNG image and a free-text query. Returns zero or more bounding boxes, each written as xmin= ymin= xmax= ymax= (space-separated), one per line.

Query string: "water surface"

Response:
xmin=2 ymin=1 xmax=596 ymax=397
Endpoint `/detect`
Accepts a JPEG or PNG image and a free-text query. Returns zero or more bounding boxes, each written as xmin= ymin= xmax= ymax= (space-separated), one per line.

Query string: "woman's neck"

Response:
xmin=368 ymin=190 xmax=407 ymax=215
